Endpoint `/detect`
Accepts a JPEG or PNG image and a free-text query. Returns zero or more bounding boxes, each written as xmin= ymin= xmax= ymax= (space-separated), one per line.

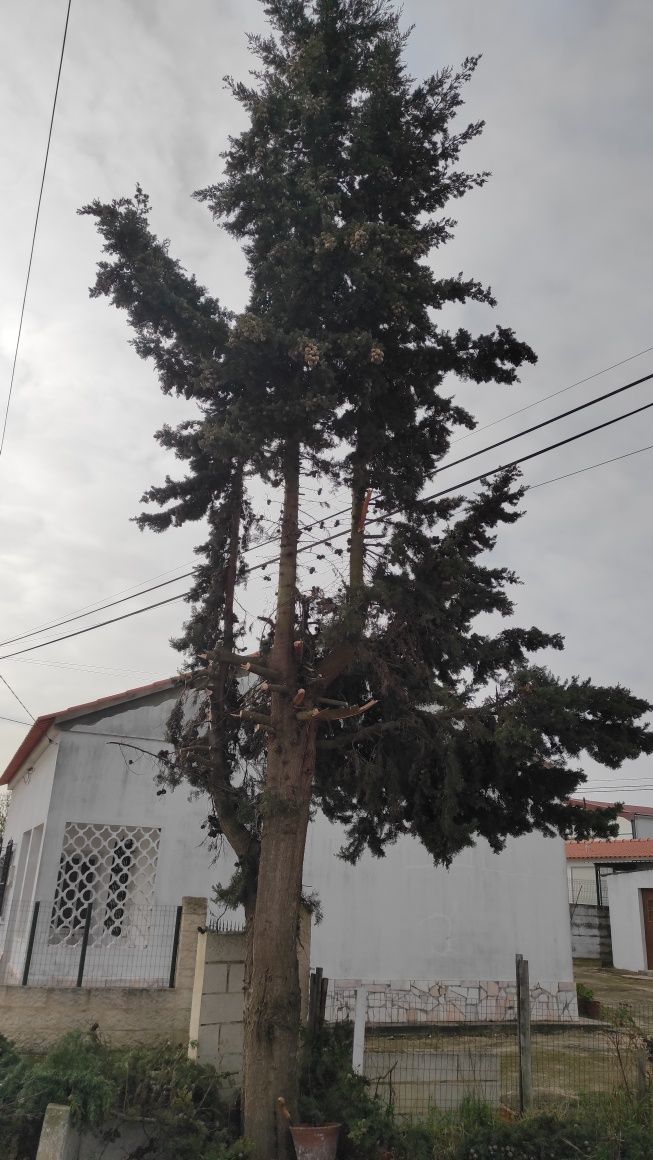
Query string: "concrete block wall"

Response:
xmin=191 ymin=908 xmax=312 ymax=1079
xmin=193 ymin=930 xmax=246 ymax=1079
xmin=570 ymin=904 xmax=612 ymax=962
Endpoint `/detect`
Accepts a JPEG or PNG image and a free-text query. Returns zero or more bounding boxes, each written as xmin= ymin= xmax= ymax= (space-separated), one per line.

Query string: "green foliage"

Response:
xmin=0 ymin=1031 xmax=117 ymax=1159
xmin=576 ymin=983 xmax=595 ymax=1003
xmin=299 ymin=1024 xmax=397 ymax=1157
xmin=297 ymin=1026 xmax=653 ymax=1160
xmin=0 ymin=1032 xmax=246 ymax=1160
xmin=454 ymin=1097 xmax=653 ymax=1160
xmin=78 ymin=0 xmax=653 ymax=904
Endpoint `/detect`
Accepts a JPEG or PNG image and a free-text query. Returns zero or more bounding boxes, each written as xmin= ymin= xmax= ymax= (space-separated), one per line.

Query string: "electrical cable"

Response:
xmin=12 ymin=346 xmax=649 ymax=640
xmin=0 ymin=0 xmax=73 ymax=460
xmin=11 ymin=657 xmax=158 ymax=678
xmin=0 ymin=674 xmax=35 ymax=721
xmin=0 ymin=571 xmax=195 ymax=648
xmin=528 ymin=442 xmax=653 ymax=491
xmin=248 ymin=391 xmax=653 ymax=572
xmin=3 ymin=369 xmax=652 ymax=650
xmin=451 ymin=343 xmax=653 ymax=446
xmin=1 ymin=393 xmax=653 ymax=662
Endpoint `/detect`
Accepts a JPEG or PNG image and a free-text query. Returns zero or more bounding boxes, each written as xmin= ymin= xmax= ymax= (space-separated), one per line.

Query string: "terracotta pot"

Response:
xmin=290 ymin=1122 xmax=341 ymax=1160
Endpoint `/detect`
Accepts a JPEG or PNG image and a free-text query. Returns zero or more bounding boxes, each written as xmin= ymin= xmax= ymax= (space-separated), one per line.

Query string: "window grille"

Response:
xmin=50 ymin=823 xmax=160 ymax=947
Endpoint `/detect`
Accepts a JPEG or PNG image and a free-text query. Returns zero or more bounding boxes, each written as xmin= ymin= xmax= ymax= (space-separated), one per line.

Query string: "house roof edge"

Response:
xmin=0 ymin=677 xmax=181 ymax=787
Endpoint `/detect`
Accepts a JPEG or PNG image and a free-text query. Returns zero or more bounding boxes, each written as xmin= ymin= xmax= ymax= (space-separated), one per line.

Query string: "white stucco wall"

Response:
xmin=35 ymin=691 xmax=214 ymax=908
xmin=2 ymin=736 xmax=59 ymax=859
xmin=608 ymin=869 xmax=653 ymax=971
xmin=304 ymin=822 xmax=573 ymax=985
xmin=0 ymin=737 xmax=59 ymax=959
xmin=1 ymin=687 xmax=574 ymax=988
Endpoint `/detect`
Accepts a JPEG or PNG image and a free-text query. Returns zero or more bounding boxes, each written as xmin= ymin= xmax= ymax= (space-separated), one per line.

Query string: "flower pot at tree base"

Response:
xmin=290 ymin=1123 xmax=341 ymax=1160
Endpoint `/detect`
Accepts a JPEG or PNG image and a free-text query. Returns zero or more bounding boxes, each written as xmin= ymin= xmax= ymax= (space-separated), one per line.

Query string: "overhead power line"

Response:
xmin=0 ymin=674 xmax=35 ymax=721
xmin=451 ymin=343 xmax=653 ymax=447
xmin=528 ymin=441 xmax=653 ymax=491
xmin=0 ymin=571 xmax=195 ymax=648
xmin=12 ymin=346 xmax=650 ymax=643
xmin=1 ymin=392 xmax=653 ymax=662
xmin=3 ymin=369 xmax=652 ymax=651
xmin=0 ymin=0 xmax=73 ymax=460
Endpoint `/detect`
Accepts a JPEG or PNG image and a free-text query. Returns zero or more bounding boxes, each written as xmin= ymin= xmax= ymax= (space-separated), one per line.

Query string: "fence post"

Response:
xmin=516 ymin=953 xmax=533 ymax=1113
xmin=21 ymin=901 xmax=40 ymax=986
xmin=352 ymin=985 xmax=368 ymax=1075
xmin=308 ymin=967 xmax=323 ymax=1034
xmin=636 ymin=1048 xmax=648 ymax=1098
xmin=168 ymin=905 xmax=183 ymax=988
xmin=76 ymin=904 xmax=93 ymax=988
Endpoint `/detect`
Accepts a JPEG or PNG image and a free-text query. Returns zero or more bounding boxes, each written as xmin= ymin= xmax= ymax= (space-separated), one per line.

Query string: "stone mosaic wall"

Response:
xmin=330 ymin=978 xmax=578 ymax=1023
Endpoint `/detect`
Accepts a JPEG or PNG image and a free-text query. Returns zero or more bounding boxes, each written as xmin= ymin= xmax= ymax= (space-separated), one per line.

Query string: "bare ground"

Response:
xmin=574 ymin=958 xmax=653 ymax=1010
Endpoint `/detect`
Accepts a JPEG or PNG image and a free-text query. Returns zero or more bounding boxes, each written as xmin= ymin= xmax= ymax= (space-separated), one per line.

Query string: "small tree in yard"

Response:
xmin=81 ymin=2 xmax=652 ymax=1155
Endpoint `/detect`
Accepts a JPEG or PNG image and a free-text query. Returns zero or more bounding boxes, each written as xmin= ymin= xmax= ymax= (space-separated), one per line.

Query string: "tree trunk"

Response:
xmin=243 ymin=442 xmax=316 ymax=1160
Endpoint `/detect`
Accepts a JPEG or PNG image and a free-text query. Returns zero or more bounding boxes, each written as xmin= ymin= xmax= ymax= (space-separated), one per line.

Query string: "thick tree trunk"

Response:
xmin=243 ymin=443 xmax=316 ymax=1160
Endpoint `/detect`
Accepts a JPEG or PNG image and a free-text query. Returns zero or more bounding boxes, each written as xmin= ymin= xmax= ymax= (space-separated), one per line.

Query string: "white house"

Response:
xmin=566 ymin=799 xmax=653 ymax=906
xmin=0 ymin=680 xmax=576 ymax=1014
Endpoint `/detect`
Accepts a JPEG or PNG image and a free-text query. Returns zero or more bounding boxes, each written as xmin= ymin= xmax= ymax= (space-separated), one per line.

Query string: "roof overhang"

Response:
xmin=0 ymin=677 xmax=180 ymax=787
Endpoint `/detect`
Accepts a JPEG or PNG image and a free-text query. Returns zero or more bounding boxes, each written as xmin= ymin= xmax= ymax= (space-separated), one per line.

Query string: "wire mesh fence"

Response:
xmin=324 ymin=978 xmax=653 ymax=1118
xmin=0 ymin=899 xmax=182 ymax=988
xmin=568 ymin=881 xmax=606 ymax=907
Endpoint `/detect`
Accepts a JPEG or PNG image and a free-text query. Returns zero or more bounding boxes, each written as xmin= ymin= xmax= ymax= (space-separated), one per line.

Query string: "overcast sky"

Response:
xmin=1 ymin=0 xmax=652 ymax=806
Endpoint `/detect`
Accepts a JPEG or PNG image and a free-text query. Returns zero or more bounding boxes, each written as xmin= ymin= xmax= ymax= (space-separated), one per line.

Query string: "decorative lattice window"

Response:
xmin=50 ymin=823 xmax=160 ymax=946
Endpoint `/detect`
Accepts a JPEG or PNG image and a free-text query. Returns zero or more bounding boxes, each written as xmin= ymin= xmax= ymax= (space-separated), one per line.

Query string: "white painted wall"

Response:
xmin=35 ymin=692 xmax=214 ymax=907
xmin=608 ymin=869 xmax=653 ymax=971
xmin=1 ymin=687 xmax=575 ymax=988
xmin=304 ymin=822 xmax=574 ymax=985
xmin=0 ymin=737 xmax=59 ymax=961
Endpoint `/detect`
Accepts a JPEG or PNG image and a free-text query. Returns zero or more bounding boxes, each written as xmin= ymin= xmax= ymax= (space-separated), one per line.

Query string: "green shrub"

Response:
xmin=0 ymin=1031 xmax=246 ymax=1160
xmin=454 ymin=1097 xmax=653 ymax=1160
xmin=299 ymin=1024 xmax=398 ymax=1158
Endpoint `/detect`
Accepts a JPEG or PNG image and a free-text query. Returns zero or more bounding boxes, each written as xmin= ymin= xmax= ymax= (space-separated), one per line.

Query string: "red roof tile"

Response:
xmin=570 ymin=797 xmax=653 ymax=820
xmin=566 ymin=838 xmax=653 ymax=862
xmin=0 ymin=678 xmax=179 ymax=787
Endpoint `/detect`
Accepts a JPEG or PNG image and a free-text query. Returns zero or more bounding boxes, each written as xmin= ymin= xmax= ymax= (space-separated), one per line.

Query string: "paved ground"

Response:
xmin=574 ymin=958 xmax=653 ymax=1008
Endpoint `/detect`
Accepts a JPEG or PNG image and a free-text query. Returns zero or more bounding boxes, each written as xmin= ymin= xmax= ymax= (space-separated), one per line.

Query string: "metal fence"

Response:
xmin=569 ymin=881 xmax=599 ymax=907
xmin=323 ymin=961 xmax=653 ymax=1118
xmin=0 ymin=899 xmax=182 ymax=989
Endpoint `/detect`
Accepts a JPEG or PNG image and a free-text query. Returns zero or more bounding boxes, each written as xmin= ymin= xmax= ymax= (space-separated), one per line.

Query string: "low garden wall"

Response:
xmin=0 ymin=896 xmax=204 ymax=1050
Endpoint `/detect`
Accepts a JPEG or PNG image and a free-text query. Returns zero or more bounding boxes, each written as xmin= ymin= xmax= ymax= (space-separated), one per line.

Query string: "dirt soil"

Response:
xmin=574 ymin=958 xmax=653 ymax=1009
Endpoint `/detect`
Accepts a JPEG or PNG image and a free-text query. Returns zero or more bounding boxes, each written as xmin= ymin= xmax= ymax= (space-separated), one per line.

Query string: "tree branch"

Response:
xmin=316 ymin=695 xmax=519 ymax=749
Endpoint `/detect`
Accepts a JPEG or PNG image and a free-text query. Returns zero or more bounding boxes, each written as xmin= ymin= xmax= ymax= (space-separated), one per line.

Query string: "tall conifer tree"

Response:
xmin=82 ymin=3 xmax=652 ymax=1155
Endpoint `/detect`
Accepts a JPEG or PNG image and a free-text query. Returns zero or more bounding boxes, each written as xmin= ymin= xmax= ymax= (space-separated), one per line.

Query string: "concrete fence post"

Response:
xmin=516 ymin=954 xmax=533 ymax=1113
xmin=35 ymin=1103 xmax=79 ymax=1160
xmin=187 ymin=927 xmax=208 ymax=1061
xmin=175 ymin=896 xmax=208 ymax=994
xmin=352 ymin=985 xmax=368 ymax=1075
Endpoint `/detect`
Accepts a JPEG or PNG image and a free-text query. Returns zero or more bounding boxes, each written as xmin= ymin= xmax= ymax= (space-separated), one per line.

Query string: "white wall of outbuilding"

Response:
xmin=1 ymin=688 xmax=574 ymax=987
